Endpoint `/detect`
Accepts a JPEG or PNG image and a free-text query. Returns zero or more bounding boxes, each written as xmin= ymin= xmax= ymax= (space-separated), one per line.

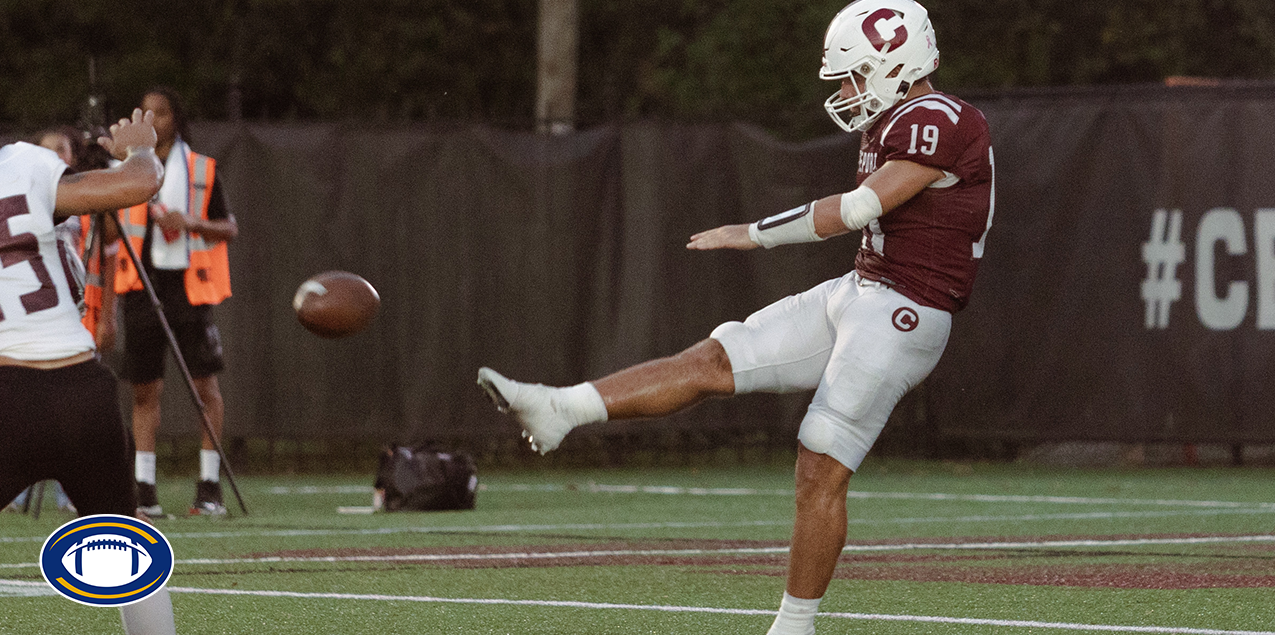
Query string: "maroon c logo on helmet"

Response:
xmin=862 ymin=8 xmax=908 ymax=53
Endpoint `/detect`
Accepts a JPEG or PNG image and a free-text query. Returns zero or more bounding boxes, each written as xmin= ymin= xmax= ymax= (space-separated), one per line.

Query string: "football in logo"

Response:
xmin=60 ymin=535 xmax=154 ymax=588
xmin=40 ymin=514 xmax=174 ymax=607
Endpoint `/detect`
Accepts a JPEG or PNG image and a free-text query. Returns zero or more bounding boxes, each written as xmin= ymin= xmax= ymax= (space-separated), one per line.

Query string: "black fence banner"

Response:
xmin=935 ymin=85 xmax=1275 ymax=444
xmin=142 ymin=84 xmax=1274 ymax=447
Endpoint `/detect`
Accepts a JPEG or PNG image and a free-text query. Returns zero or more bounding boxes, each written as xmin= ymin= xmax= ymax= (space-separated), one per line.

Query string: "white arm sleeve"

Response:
xmin=747 ymin=201 xmax=822 ymax=249
xmin=839 ymin=186 xmax=883 ymax=231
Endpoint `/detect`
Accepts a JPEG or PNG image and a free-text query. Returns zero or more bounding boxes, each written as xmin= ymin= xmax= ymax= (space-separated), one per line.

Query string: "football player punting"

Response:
xmin=0 ymin=109 xmax=177 ymax=634
xmin=478 ymin=1 xmax=993 ymax=633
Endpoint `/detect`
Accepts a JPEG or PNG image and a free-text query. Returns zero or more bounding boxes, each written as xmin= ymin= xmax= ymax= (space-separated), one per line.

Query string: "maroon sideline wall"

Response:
xmin=140 ymin=83 xmax=1275 ymax=448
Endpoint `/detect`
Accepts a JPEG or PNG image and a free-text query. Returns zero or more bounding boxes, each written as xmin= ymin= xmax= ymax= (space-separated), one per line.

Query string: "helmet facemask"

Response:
xmin=823 ymin=62 xmax=896 ymax=134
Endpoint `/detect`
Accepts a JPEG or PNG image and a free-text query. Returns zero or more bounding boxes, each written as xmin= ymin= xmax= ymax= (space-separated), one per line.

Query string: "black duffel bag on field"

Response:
xmin=373 ymin=445 xmax=477 ymax=512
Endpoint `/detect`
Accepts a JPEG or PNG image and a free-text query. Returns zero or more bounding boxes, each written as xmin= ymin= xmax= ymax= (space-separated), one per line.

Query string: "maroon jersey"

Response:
xmin=854 ymin=91 xmax=994 ymax=313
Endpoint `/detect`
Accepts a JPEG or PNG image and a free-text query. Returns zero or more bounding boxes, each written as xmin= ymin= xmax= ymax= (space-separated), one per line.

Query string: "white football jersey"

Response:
xmin=0 ymin=142 xmax=95 ymax=360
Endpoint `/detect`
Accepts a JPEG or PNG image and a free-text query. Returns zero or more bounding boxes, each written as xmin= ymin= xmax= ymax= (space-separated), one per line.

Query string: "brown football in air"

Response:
xmin=293 ymin=271 xmax=380 ymax=338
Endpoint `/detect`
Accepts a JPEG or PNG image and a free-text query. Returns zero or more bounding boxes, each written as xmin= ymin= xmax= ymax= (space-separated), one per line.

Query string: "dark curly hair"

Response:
xmin=141 ymin=85 xmax=192 ymax=144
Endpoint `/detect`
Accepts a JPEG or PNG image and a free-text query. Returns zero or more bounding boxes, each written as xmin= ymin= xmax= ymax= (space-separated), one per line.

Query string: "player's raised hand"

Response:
xmin=687 ymin=223 xmax=758 ymax=251
xmin=98 ymin=108 xmax=158 ymax=160
xmin=55 ymin=108 xmax=163 ymax=215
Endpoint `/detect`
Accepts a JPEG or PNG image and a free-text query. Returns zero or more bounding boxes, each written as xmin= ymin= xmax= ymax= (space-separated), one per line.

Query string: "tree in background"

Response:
xmin=929 ymin=0 xmax=1275 ymax=87
xmin=0 ymin=0 xmax=536 ymax=126
xmin=1 ymin=0 xmax=1272 ymax=139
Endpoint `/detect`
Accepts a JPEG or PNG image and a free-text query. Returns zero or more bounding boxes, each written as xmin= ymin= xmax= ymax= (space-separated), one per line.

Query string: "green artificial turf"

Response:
xmin=3 ymin=458 xmax=1273 ymax=634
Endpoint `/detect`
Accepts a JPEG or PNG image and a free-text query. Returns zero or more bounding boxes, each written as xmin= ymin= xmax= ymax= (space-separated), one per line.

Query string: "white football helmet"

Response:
xmin=820 ymin=0 xmax=940 ymax=132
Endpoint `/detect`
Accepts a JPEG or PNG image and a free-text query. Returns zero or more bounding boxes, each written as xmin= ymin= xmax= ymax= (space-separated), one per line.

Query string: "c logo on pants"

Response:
xmin=891 ymin=307 xmax=919 ymax=332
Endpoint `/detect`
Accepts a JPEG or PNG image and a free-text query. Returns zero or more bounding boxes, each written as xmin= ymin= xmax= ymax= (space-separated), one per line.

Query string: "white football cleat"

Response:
xmin=477 ymin=367 xmax=574 ymax=455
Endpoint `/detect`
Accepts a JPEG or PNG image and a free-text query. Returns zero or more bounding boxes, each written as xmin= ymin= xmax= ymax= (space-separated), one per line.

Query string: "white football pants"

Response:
xmin=711 ymin=272 xmax=951 ymax=471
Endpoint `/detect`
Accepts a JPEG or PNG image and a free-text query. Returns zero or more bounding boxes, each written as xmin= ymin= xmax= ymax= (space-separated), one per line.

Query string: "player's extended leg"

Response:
xmin=480 ymin=275 xmax=843 ymax=454
xmin=478 ymin=339 xmax=734 ymax=454
xmin=592 ymin=338 xmax=735 ymax=418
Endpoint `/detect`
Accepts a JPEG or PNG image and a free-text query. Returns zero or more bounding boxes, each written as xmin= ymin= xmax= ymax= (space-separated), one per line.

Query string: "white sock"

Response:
xmin=120 ymin=587 xmax=176 ymax=635
xmin=559 ymin=382 xmax=609 ymax=426
xmin=200 ymin=449 xmax=220 ymax=482
xmin=766 ymin=592 xmax=821 ymax=635
xmin=135 ymin=451 xmax=156 ymax=484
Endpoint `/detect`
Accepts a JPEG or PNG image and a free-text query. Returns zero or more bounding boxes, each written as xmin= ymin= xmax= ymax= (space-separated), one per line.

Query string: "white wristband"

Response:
xmin=748 ymin=201 xmax=822 ymax=249
xmin=839 ymin=186 xmax=883 ymax=231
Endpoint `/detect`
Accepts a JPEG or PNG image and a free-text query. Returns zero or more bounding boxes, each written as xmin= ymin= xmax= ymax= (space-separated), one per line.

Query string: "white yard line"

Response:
xmin=838 ymin=534 xmax=1275 ymax=552
xmin=4 ymin=533 xmax=1273 ymax=570
xmin=2 ymin=508 xmax=1271 ymax=545
xmin=267 ymin=485 xmax=374 ymax=494
xmin=0 ymin=580 xmax=55 ymax=597
xmin=2 ymin=579 xmax=1269 ymax=634
xmin=270 ymin=482 xmax=1275 ymax=511
xmin=842 ymin=491 xmax=1275 ymax=509
xmin=0 ymin=519 xmax=791 ymax=544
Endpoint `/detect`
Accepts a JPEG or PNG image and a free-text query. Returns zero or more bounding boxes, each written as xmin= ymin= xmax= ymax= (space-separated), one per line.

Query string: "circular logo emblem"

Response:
xmin=40 ymin=514 xmax=174 ymax=607
xmin=892 ymin=307 xmax=919 ymax=332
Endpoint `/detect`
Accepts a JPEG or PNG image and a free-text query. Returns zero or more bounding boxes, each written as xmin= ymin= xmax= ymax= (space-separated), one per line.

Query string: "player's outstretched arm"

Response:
xmin=687 ymin=159 xmax=944 ymax=252
xmin=699 ymin=159 xmax=947 ymax=252
xmin=687 ymin=223 xmax=757 ymax=250
xmin=687 ymin=195 xmax=851 ymax=251
xmin=54 ymin=108 xmax=164 ymax=218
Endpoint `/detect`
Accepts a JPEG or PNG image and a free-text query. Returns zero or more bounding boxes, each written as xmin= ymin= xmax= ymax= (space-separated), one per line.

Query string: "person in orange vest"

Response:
xmin=115 ymin=87 xmax=238 ymax=516
xmin=77 ymin=204 xmax=119 ymax=350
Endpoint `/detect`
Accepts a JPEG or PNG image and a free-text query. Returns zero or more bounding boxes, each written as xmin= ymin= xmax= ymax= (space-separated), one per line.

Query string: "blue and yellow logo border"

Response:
xmin=39 ymin=514 xmax=174 ymax=607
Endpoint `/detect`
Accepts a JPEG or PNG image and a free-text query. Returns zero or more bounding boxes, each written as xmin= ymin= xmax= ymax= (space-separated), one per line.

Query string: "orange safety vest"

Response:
xmin=79 ymin=215 xmax=104 ymax=334
xmin=114 ymin=149 xmax=231 ymax=305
